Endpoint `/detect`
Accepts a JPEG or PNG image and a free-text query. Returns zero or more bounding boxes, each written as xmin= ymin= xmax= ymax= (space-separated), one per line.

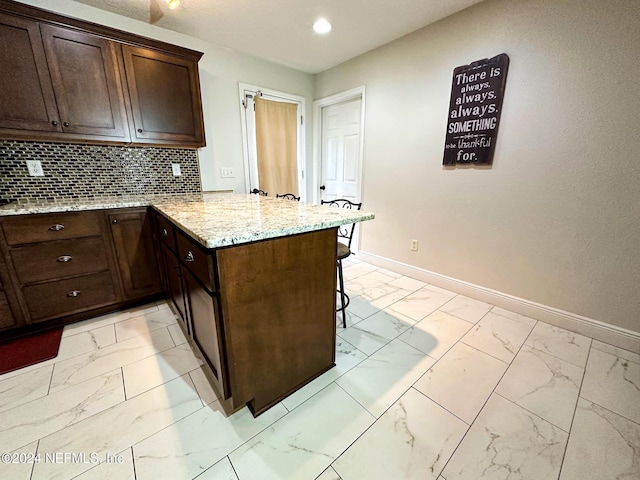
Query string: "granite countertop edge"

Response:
xmin=0 ymin=194 xmax=375 ymax=249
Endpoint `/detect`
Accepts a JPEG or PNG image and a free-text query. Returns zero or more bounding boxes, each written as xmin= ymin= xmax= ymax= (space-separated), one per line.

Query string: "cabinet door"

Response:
xmin=108 ymin=209 xmax=162 ymax=300
xmin=39 ymin=24 xmax=129 ymax=140
xmin=122 ymin=45 xmax=205 ymax=146
xmin=161 ymin=243 xmax=187 ymax=328
xmin=0 ymin=291 xmax=17 ymax=330
xmin=184 ymin=270 xmax=228 ymax=398
xmin=0 ymin=13 xmax=61 ymax=134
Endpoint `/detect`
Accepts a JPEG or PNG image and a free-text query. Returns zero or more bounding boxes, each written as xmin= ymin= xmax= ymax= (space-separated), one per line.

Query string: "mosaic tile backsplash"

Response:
xmin=0 ymin=141 xmax=201 ymax=203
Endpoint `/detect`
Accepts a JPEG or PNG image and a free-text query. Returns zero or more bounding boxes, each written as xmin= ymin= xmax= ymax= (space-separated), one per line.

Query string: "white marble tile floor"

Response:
xmin=0 ymin=259 xmax=638 ymax=480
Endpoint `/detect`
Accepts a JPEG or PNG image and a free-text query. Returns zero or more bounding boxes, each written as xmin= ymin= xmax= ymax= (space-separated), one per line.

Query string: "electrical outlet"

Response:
xmin=26 ymin=160 xmax=45 ymax=177
xmin=171 ymin=163 xmax=181 ymax=176
xmin=220 ymin=167 xmax=235 ymax=178
xmin=410 ymin=239 xmax=419 ymax=251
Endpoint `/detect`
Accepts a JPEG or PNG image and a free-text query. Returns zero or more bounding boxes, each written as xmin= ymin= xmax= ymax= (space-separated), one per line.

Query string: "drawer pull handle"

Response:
xmin=48 ymin=224 xmax=65 ymax=231
xmin=112 ymin=219 xmax=118 ymax=224
xmin=67 ymin=290 xmax=81 ymax=298
xmin=57 ymin=255 xmax=73 ymax=263
xmin=184 ymin=251 xmax=195 ymax=262
xmin=162 ymin=228 xmax=168 ymax=237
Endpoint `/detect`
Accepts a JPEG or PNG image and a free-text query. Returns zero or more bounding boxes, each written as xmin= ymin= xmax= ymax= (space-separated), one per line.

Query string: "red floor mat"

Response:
xmin=0 ymin=327 xmax=64 ymax=375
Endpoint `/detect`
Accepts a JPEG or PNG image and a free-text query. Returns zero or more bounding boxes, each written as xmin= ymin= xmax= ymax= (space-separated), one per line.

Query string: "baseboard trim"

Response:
xmin=357 ymin=251 xmax=640 ymax=354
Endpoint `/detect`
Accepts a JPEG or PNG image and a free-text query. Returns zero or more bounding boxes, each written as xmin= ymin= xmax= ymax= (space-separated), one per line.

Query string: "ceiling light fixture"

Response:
xmin=168 ymin=0 xmax=180 ymax=10
xmin=313 ymin=18 xmax=332 ymax=34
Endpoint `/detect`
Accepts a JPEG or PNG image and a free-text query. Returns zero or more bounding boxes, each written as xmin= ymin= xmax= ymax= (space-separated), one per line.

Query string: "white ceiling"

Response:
xmin=72 ymin=0 xmax=484 ymax=73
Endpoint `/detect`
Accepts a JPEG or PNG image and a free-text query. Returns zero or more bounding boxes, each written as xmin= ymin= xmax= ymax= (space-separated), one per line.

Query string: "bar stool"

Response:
xmin=276 ymin=193 xmax=300 ymax=201
xmin=320 ymin=198 xmax=362 ymax=328
xmin=250 ymin=188 xmax=268 ymax=196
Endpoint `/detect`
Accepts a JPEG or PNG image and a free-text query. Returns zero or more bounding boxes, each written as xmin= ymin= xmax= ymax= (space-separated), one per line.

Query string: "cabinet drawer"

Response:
xmin=2 ymin=212 xmax=102 ymax=245
xmin=176 ymin=231 xmax=215 ymax=292
xmin=10 ymin=237 xmax=109 ymax=284
xmin=0 ymin=291 xmax=16 ymax=329
xmin=156 ymin=214 xmax=176 ymax=252
xmin=23 ymin=271 xmax=117 ymax=322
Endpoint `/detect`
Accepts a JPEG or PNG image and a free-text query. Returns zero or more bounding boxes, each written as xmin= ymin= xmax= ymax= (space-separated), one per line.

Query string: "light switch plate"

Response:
xmin=26 ymin=160 xmax=45 ymax=177
xmin=220 ymin=167 xmax=235 ymax=178
xmin=171 ymin=163 xmax=181 ymax=176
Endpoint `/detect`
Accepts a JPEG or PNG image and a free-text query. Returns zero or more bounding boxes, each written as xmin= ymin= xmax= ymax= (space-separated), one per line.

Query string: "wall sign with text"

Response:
xmin=443 ymin=53 xmax=510 ymax=165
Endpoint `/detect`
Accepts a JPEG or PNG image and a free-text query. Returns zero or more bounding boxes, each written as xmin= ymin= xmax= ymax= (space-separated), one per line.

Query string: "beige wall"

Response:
xmin=17 ymin=0 xmax=316 ymax=195
xmin=316 ymin=0 xmax=640 ymax=333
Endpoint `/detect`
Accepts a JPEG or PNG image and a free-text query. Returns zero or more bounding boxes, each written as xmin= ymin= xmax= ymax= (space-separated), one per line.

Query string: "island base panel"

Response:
xmin=217 ymin=228 xmax=338 ymax=415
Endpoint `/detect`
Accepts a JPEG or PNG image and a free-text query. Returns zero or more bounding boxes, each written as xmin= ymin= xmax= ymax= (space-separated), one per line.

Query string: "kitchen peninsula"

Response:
xmin=0 ymin=194 xmax=374 ymax=415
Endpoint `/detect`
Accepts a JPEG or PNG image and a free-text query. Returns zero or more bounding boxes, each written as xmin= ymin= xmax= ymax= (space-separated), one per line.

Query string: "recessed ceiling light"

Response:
xmin=313 ymin=18 xmax=332 ymax=34
xmin=168 ymin=0 xmax=180 ymax=10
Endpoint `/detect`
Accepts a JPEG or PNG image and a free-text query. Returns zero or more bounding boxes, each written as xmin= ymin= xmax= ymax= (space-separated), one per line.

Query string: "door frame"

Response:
xmin=238 ymin=83 xmax=306 ymax=199
xmin=312 ymin=86 xmax=366 ymax=205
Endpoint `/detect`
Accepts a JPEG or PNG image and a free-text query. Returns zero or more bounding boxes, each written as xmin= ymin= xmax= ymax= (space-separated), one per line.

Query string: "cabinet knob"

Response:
xmin=137 ymin=128 xmax=143 ymax=133
xmin=48 ymin=224 xmax=65 ymax=231
xmin=184 ymin=251 xmax=195 ymax=262
xmin=51 ymin=120 xmax=58 ymax=126
xmin=63 ymin=121 xmax=70 ymax=127
xmin=67 ymin=290 xmax=81 ymax=298
xmin=112 ymin=219 xmax=118 ymax=224
xmin=57 ymin=255 xmax=73 ymax=263
xmin=162 ymin=228 xmax=168 ymax=237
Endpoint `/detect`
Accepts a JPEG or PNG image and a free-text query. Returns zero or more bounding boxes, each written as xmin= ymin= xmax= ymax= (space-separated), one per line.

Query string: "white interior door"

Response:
xmin=320 ymin=98 xmax=362 ymax=203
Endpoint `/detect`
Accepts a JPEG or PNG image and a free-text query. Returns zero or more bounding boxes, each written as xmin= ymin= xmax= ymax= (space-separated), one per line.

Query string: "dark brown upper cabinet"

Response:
xmin=0 ymin=0 xmax=205 ymax=148
xmin=123 ymin=46 xmax=205 ymax=147
xmin=0 ymin=13 xmax=61 ymax=134
xmin=39 ymin=24 xmax=129 ymax=140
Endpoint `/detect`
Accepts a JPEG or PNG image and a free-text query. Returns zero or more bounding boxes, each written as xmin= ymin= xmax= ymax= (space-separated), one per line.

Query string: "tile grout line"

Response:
xmin=410 ymin=385 xmax=472 ymax=427
xmin=327 ymin=380 xmax=400 ymax=473
xmin=121 ymin=366 xmax=128 ymax=401
xmin=130 ymin=445 xmax=137 ymax=480
xmin=329 ymin=274 xmax=497 ymax=477
xmin=45 ymin=363 xmax=55 ymax=397
xmin=28 ymin=439 xmax=39 ymax=480
xmin=555 ymin=337 xmax=593 ymax=480
xmin=436 ymin=318 xmax=540 ymax=477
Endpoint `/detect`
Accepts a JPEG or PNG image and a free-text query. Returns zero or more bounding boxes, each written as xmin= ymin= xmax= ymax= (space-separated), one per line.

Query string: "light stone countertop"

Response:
xmin=153 ymin=193 xmax=374 ymax=248
xmin=0 ymin=193 xmax=374 ymax=249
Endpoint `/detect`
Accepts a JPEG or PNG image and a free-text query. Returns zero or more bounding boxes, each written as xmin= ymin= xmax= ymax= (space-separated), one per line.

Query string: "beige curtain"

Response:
xmin=255 ymin=96 xmax=298 ymax=196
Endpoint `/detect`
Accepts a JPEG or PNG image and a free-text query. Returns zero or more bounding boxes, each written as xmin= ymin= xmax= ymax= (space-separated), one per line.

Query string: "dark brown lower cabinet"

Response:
xmin=0 ymin=207 xmax=164 ymax=340
xmin=183 ymin=269 xmax=228 ymax=399
xmin=22 ymin=271 xmax=117 ymax=323
xmin=108 ymin=208 xmax=162 ymax=300
xmin=160 ymin=243 xmax=187 ymax=331
xmin=216 ymin=229 xmax=337 ymax=416
xmin=0 ymin=291 xmax=16 ymax=330
xmin=153 ymin=210 xmax=338 ymax=417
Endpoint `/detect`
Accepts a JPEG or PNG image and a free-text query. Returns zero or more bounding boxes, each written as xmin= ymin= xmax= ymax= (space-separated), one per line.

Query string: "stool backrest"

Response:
xmin=320 ymin=198 xmax=362 ymax=249
xmin=276 ymin=193 xmax=300 ymax=201
xmin=250 ymin=189 xmax=268 ymax=196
